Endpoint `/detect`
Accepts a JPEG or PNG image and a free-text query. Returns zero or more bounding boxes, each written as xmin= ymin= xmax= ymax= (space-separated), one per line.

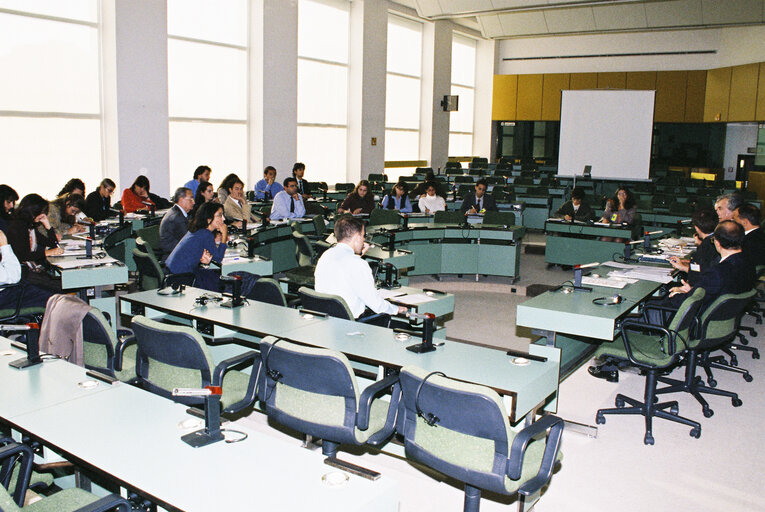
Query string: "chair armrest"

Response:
xmin=357 ymin=312 xmax=388 ymax=324
xmin=506 ymin=414 xmax=564 ymax=496
xmin=0 ymin=442 xmax=34 ymax=506
xmin=74 ymin=495 xmax=132 ymax=512
xmin=161 ymin=272 xmax=196 ymax=288
xmin=620 ymin=319 xmax=680 ymax=361
xmin=356 ymin=373 xmax=400 ymax=431
xmin=114 ymin=333 xmax=136 ymax=373
xmin=212 ymin=351 xmax=260 ymax=413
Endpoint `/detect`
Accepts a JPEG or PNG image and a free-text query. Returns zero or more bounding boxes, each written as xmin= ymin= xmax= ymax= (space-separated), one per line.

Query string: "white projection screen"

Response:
xmin=558 ymin=89 xmax=655 ymax=180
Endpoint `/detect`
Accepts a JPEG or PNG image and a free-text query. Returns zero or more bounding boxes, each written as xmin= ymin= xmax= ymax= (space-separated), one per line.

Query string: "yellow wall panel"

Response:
xmin=685 ymin=70 xmax=707 ymax=123
xmin=655 ymin=71 xmax=687 ymax=123
xmin=516 ymin=74 xmax=543 ymax=120
xmin=597 ymin=72 xmax=626 ymax=89
xmin=569 ymin=73 xmax=598 ymax=90
xmin=492 ymin=75 xmax=518 ymax=120
xmin=758 ymin=63 xmax=765 ymax=121
xmin=626 ymin=71 xmax=656 ymax=90
xmin=704 ymin=67 xmax=732 ymax=122
xmin=728 ymin=63 xmax=759 ymax=122
xmin=541 ymin=73 xmax=569 ymax=121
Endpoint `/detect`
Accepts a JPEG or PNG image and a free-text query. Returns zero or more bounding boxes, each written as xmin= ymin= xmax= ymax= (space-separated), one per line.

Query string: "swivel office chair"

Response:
xmin=130 ymin=315 xmax=259 ymax=414
xmin=131 ymin=247 xmax=195 ymax=291
xmin=282 ymin=232 xmax=320 ymax=289
xmin=0 ymin=282 xmax=46 ymax=324
xmin=434 ymin=210 xmax=465 ymax=225
xmin=0 ymin=442 xmax=130 ymax=511
xmin=296 ymin=287 xmax=390 ymax=325
xmin=102 ymin=223 xmax=133 ymax=263
xmin=135 ymin=224 xmax=161 ymax=257
xmin=248 ymin=277 xmax=290 ymax=307
xmin=397 ymin=366 xmax=563 ymax=512
xmin=655 ymin=289 xmax=756 ymax=418
xmin=483 ymin=211 xmax=516 ymax=226
xmin=258 ymin=336 xmax=400 ymax=458
xmin=595 ymin=288 xmax=706 ymax=444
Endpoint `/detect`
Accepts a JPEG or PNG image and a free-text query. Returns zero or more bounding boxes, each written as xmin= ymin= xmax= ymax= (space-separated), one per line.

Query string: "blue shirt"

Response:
xmin=270 ymin=190 xmax=305 ymax=220
xmin=254 ymin=179 xmax=284 ymax=200
xmin=165 ymin=229 xmax=226 ymax=274
xmin=184 ymin=179 xmax=199 ymax=197
xmin=380 ymin=194 xmax=412 ymax=213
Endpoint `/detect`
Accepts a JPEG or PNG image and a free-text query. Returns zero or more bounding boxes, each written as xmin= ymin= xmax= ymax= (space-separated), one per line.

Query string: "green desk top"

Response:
xmin=544 ymin=220 xmax=633 ymax=238
xmin=516 ymin=268 xmax=662 ymax=340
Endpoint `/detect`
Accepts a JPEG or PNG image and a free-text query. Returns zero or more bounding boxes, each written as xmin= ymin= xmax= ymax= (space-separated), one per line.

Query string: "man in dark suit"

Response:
xmin=733 ymin=204 xmax=765 ymax=281
xmin=554 ymin=187 xmax=592 ymax=222
xmin=159 ymin=187 xmax=194 ymax=261
xmin=589 ymin=220 xmax=752 ymax=382
xmin=459 ymin=179 xmax=497 ymax=215
xmin=292 ymin=162 xmax=312 ymax=200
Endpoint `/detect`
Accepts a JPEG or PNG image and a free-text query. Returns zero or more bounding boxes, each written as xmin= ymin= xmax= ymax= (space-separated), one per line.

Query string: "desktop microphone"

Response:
xmin=406 ymin=313 xmax=437 ymax=354
xmin=172 ymin=386 xmax=224 ymax=448
xmin=118 ymin=209 xmax=124 ymax=226
xmin=573 ymin=262 xmax=597 ymax=291
xmin=89 ymin=222 xmax=96 ymax=239
xmin=219 ymin=275 xmax=244 ymax=308
xmin=7 ymin=323 xmax=42 ymax=369
xmin=402 ymin=214 xmax=409 ymax=229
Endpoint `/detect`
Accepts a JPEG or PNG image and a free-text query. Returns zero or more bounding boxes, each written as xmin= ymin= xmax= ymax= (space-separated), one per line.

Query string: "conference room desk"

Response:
xmin=516 ymin=268 xmax=662 ymax=378
xmin=244 ymin=218 xmax=317 ymax=272
xmin=444 ymin=201 xmax=526 ymax=225
xmin=544 ymin=220 xmax=636 ymax=266
xmin=638 ymin=210 xmax=691 ymax=236
xmin=514 ymin=195 xmax=551 ymax=230
xmin=118 ymin=289 xmax=559 ymax=424
xmin=366 ymin=223 xmax=525 ymax=280
xmin=0 ymin=341 xmax=399 ymax=512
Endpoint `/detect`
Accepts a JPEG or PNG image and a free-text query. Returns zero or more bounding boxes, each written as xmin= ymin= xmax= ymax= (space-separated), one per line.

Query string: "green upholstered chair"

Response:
xmin=0 ymin=283 xmax=46 ymax=324
xmin=248 ymin=277 xmax=289 ymax=307
xmin=595 ymin=288 xmax=706 ymax=444
xmin=129 ymin=316 xmax=258 ymax=414
xmin=135 ymin=224 xmax=161 ymax=257
xmin=655 ymin=289 xmax=756 ymax=418
xmin=131 ymin=241 xmax=161 ymax=291
xmin=368 ymin=208 xmax=402 ymax=227
xmin=297 ymin=287 xmax=355 ymax=320
xmin=0 ymin=442 xmax=130 ymax=512
xmin=368 ymin=173 xmax=388 ymax=182
xmin=434 ymin=210 xmax=465 ymax=225
xmin=283 ymin=231 xmax=320 ymax=288
xmin=334 ymin=182 xmax=354 ymax=192
xmin=102 ymin=223 xmax=133 ymax=263
xmin=81 ymin=309 xmax=137 ymax=382
xmin=257 ymin=336 xmax=400 ymax=458
xmin=483 ymin=211 xmax=516 ymax=226
xmin=397 ymin=366 xmax=563 ymax=512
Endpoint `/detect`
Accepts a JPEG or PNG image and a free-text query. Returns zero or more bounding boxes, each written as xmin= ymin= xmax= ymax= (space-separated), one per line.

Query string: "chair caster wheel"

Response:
xmin=707 ymin=378 xmax=717 ymax=388
xmin=703 ymin=407 xmax=714 ymax=418
xmin=732 ymin=398 xmax=743 ymax=407
xmin=743 ymin=373 xmax=753 ymax=383
xmin=694 ymin=376 xmax=703 ymax=385
xmin=615 ymin=397 xmax=625 ymax=408
xmin=644 ymin=433 xmax=654 ymax=445
xmin=690 ymin=427 xmax=701 ymax=439
xmin=595 ymin=413 xmax=605 ymax=425
xmin=730 ymin=357 xmax=738 ymax=367
xmin=753 ymin=351 xmax=760 ymax=360
xmin=669 ymin=404 xmax=678 ymax=415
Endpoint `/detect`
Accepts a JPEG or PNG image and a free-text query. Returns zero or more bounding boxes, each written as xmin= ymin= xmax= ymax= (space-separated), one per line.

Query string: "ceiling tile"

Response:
xmin=645 ymin=0 xmax=703 ymax=28
xmin=702 ymin=0 xmax=764 ymax=25
xmin=438 ymin=0 xmax=495 ymax=14
xmin=544 ymin=6 xmax=597 ymax=33
xmin=592 ymin=4 xmax=648 ymax=30
xmin=497 ymin=11 xmax=549 ymax=36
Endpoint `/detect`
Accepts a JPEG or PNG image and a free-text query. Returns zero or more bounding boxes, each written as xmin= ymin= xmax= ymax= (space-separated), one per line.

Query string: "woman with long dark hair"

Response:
xmin=48 ymin=193 xmax=87 ymax=236
xmin=121 ymin=175 xmax=154 ymax=213
xmin=380 ymin=182 xmax=412 ymax=213
xmin=600 ymin=187 xmax=636 ymax=225
xmin=191 ymin=180 xmax=215 ymax=219
xmin=0 ymin=184 xmax=19 ymax=233
xmin=338 ymin=180 xmax=375 ymax=215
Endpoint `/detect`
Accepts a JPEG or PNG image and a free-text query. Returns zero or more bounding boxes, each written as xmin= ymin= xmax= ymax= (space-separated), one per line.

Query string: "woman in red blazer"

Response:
xmin=120 ymin=175 xmax=155 ymax=213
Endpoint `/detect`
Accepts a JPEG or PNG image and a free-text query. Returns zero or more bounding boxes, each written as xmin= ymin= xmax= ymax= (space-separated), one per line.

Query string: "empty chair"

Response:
xmin=82 ymin=308 xmax=137 ymax=382
xmin=283 ymin=231 xmax=321 ymax=288
xmin=397 ymin=366 xmax=563 ymax=512
xmin=367 ymin=173 xmax=388 ymax=182
xmin=483 ymin=211 xmax=516 ymax=226
xmin=248 ymin=277 xmax=289 ymax=307
xmin=434 ymin=210 xmax=465 ymax=225
xmin=368 ymin=208 xmax=402 ymax=227
xmin=415 ymin=167 xmax=433 ymax=175
xmin=102 ymin=223 xmax=133 ymax=263
xmin=0 ymin=282 xmax=46 ymax=324
xmin=258 ymin=336 xmax=400 ymax=458
xmin=136 ymin=224 xmax=161 ymax=257
xmin=130 ymin=315 xmax=259 ymax=414
xmin=0 ymin=441 xmax=130 ymax=511
xmin=334 ymin=182 xmax=354 ymax=192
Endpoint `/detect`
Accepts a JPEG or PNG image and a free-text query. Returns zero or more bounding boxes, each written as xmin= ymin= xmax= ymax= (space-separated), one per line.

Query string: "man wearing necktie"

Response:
xmin=292 ymin=162 xmax=312 ymax=200
xmin=270 ymin=177 xmax=306 ymax=220
xmin=459 ymin=179 xmax=497 ymax=215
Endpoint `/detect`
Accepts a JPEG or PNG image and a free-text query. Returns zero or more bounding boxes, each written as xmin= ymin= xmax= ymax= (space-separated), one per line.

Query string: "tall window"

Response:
xmin=167 ymin=0 xmax=248 ymax=189
xmin=385 ymin=14 xmax=422 ymax=182
xmin=449 ymin=33 xmax=476 ymax=157
xmin=297 ymin=0 xmax=350 ymax=186
xmin=0 ymin=1 xmax=102 ymax=198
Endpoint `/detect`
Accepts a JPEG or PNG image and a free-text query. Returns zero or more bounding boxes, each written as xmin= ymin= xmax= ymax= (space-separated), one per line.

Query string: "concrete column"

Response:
xmin=474 ymin=38 xmax=496 ymax=160
xmin=251 ymin=0 xmax=298 ymax=185
xmin=421 ymin=21 xmax=452 ymax=172
xmin=113 ymin=0 xmax=170 ymax=197
xmin=348 ymin=0 xmax=388 ymax=182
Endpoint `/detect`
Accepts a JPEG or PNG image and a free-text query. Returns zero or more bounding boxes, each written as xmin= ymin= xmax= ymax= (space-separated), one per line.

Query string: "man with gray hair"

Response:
xmin=714 ymin=192 xmax=744 ymax=221
xmin=159 ymin=187 xmax=194 ymax=261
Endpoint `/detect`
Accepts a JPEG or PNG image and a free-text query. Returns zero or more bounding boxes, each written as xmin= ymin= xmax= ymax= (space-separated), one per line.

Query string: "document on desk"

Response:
xmin=394 ymin=293 xmax=437 ymax=305
xmin=53 ymin=256 xmax=120 ymax=269
xmin=246 ymin=222 xmax=262 ymax=230
xmin=608 ymin=266 xmax=673 ymax=284
xmin=378 ymin=289 xmax=406 ymax=300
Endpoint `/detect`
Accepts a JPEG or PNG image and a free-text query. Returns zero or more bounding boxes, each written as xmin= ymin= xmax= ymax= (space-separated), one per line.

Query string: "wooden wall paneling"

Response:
xmin=626 ymin=71 xmax=656 ymax=90
xmin=655 ymin=71 xmax=687 ymax=123
xmin=757 ymin=63 xmax=765 ymax=121
xmin=492 ymin=75 xmax=518 ymax=120
xmin=516 ymin=74 xmax=544 ymax=120
xmin=703 ymin=66 xmax=732 ymax=122
xmin=541 ymin=73 xmax=570 ymax=121
xmin=597 ymin=72 xmax=626 ymax=89
xmin=569 ymin=73 xmax=598 ymax=90
xmin=685 ymin=70 xmax=707 ymax=123
xmin=728 ymin=63 xmax=759 ymax=122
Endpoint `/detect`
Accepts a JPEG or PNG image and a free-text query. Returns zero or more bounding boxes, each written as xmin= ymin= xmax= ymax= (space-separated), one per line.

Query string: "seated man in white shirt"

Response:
xmin=315 ymin=216 xmax=407 ymax=324
xmin=270 ymin=178 xmax=306 ymax=220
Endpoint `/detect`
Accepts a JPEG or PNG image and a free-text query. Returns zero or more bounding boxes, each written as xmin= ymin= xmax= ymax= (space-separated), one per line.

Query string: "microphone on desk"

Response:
xmin=172 ymin=386 xmax=224 ymax=448
xmin=572 ymin=262 xmax=597 ymax=291
xmin=406 ymin=313 xmax=436 ymax=354
xmin=402 ymin=214 xmax=409 ymax=229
